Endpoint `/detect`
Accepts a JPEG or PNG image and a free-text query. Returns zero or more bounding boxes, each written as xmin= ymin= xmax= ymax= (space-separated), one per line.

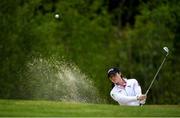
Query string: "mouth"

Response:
xmin=114 ymin=82 xmax=119 ymax=85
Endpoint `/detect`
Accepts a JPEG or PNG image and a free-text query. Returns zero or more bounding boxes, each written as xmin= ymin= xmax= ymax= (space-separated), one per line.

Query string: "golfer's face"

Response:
xmin=110 ymin=73 xmax=122 ymax=84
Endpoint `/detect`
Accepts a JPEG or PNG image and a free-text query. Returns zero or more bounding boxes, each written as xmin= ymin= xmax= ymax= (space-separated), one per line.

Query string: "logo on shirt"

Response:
xmin=118 ymin=90 xmax=122 ymax=93
xmin=111 ymin=93 xmax=115 ymax=98
xmin=127 ymin=85 xmax=131 ymax=88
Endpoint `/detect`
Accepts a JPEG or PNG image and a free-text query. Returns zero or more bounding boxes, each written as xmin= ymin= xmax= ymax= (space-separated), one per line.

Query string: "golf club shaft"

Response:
xmin=145 ymin=55 xmax=168 ymax=95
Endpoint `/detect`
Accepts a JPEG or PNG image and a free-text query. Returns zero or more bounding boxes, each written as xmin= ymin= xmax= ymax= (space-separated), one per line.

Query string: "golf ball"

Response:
xmin=55 ymin=14 xmax=60 ymax=19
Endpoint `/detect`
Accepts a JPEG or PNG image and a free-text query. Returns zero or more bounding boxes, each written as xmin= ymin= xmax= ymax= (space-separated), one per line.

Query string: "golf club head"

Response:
xmin=163 ymin=47 xmax=169 ymax=56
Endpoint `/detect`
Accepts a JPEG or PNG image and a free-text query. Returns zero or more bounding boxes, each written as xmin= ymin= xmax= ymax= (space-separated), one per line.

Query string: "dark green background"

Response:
xmin=0 ymin=0 xmax=179 ymax=104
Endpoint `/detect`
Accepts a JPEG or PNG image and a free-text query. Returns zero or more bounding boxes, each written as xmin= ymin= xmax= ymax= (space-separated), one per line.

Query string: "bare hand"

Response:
xmin=137 ymin=95 xmax=147 ymax=101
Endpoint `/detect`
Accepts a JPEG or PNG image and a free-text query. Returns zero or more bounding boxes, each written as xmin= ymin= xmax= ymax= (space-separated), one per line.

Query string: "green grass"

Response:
xmin=0 ymin=99 xmax=179 ymax=117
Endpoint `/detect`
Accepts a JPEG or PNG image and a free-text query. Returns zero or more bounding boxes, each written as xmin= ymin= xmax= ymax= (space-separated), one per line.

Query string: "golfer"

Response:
xmin=108 ymin=67 xmax=146 ymax=106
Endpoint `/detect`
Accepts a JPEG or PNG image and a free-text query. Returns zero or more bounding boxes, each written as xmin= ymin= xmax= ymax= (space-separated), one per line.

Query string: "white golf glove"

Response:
xmin=140 ymin=99 xmax=146 ymax=105
xmin=137 ymin=94 xmax=146 ymax=105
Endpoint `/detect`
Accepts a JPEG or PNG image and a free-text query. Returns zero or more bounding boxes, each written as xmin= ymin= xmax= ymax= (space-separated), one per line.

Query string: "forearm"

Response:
xmin=111 ymin=93 xmax=139 ymax=104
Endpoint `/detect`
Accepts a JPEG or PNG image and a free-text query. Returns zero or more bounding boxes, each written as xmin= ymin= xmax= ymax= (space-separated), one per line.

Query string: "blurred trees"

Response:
xmin=110 ymin=0 xmax=180 ymax=104
xmin=0 ymin=0 xmax=179 ymax=104
xmin=0 ymin=0 xmax=117 ymax=102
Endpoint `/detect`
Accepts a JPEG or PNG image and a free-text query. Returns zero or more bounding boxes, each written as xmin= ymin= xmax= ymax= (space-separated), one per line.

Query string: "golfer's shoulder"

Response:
xmin=127 ymin=78 xmax=138 ymax=84
xmin=110 ymin=85 xmax=118 ymax=95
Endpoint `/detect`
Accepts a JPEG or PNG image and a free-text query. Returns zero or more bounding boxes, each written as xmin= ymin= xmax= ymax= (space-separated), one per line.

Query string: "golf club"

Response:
xmin=145 ymin=47 xmax=169 ymax=96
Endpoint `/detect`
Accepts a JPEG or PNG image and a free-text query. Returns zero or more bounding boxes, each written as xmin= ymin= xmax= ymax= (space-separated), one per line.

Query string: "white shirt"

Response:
xmin=110 ymin=78 xmax=142 ymax=106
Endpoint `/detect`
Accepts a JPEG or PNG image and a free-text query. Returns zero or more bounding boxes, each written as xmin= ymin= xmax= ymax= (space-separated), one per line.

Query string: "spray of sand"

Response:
xmin=24 ymin=57 xmax=103 ymax=103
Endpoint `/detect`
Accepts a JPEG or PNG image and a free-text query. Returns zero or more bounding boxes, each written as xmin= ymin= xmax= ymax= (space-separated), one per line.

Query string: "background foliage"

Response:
xmin=0 ymin=0 xmax=179 ymax=104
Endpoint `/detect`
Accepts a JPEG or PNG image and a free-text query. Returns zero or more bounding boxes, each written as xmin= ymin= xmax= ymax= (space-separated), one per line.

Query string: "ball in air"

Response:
xmin=54 ymin=14 xmax=60 ymax=19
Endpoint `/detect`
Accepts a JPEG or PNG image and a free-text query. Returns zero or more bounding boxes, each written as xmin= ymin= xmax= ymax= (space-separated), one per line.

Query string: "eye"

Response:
xmin=110 ymin=74 xmax=116 ymax=78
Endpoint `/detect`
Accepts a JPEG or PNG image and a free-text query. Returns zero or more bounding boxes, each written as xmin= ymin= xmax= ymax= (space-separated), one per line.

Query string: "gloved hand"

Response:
xmin=137 ymin=94 xmax=146 ymax=106
xmin=140 ymin=99 xmax=146 ymax=105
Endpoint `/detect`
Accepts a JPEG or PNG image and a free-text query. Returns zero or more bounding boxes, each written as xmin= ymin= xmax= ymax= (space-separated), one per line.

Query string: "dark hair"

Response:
xmin=107 ymin=67 xmax=120 ymax=78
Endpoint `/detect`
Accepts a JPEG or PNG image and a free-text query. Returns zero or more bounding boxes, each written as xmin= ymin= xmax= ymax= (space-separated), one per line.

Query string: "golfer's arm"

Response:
xmin=133 ymin=79 xmax=142 ymax=95
xmin=111 ymin=93 xmax=138 ymax=104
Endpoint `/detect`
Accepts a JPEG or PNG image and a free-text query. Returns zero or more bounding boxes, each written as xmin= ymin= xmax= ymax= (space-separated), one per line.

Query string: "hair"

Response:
xmin=121 ymin=74 xmax=123 ymax=78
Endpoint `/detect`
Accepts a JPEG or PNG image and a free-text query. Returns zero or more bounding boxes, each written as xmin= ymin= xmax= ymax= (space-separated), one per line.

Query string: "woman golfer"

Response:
xmin=108 ymin=67 xmax=146 ymax=106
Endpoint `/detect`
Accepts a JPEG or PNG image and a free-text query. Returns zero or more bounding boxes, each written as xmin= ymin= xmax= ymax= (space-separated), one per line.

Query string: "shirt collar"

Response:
xmin=115 ymin=78 xmax=127 ymax=88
